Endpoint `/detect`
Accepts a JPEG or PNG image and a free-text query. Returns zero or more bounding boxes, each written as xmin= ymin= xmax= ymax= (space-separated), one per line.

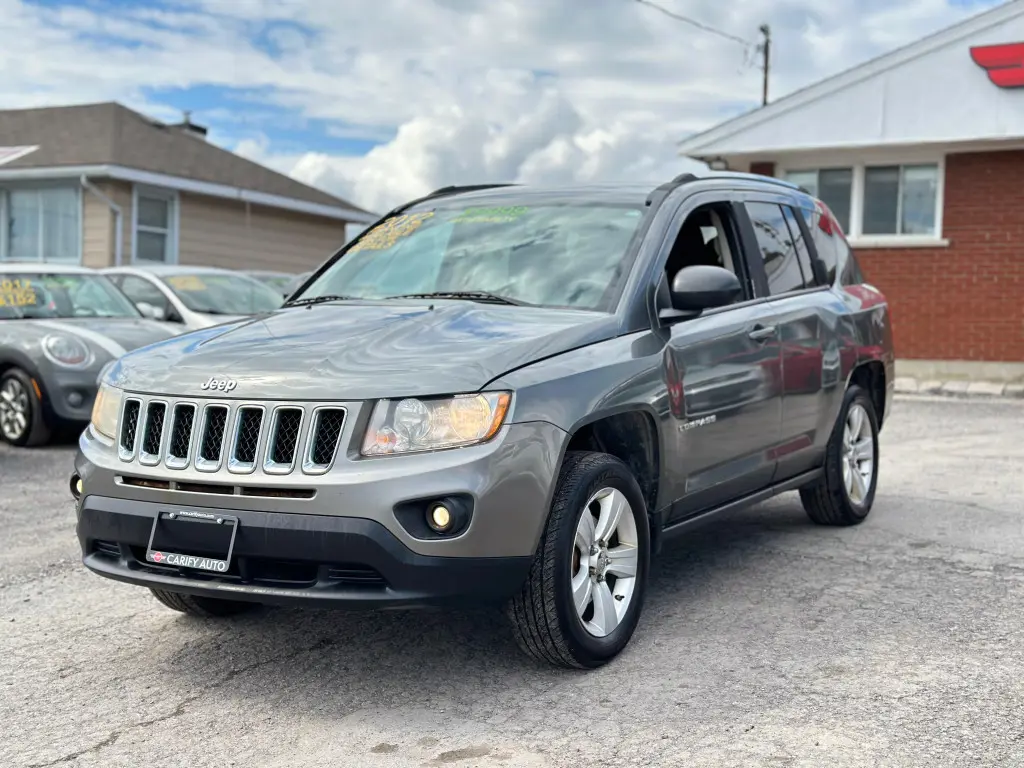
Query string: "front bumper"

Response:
xmin=76 ymin=418 xmax=566 ymax=559
xmin=74 ymin=416 xmax=568 ymax=607
xmin=41 ymin=368 xmax=100 ymax=423
xmin=77 ymin=495 xmax=534 ymax=608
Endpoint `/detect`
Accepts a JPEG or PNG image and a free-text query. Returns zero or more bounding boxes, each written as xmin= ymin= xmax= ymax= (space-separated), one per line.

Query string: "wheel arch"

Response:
xmin=846 ymin=360 xmax=887 ymax=428
xmin=0 ymin=352 xmax=46 ymax=391
xmin=561 ymin=405 xmax=662 ymax=525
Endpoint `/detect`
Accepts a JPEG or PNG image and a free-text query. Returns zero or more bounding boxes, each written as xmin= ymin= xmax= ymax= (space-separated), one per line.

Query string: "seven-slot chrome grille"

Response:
xmin=117 ymin=396 xmax=347 ymax=476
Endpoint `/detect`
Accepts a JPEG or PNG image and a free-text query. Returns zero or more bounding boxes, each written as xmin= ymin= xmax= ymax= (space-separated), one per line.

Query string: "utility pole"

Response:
xmin=759 ymin=24 xmax=771 ymax=106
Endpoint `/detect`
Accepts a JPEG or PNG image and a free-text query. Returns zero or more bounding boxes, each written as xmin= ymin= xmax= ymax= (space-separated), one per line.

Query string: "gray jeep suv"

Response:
xmin=72 ymin=172 xmax=894 ymax=669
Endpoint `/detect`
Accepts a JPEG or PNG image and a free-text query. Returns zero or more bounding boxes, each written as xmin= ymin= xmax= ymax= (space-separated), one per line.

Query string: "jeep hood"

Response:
xmin=108 ymin=301 xmax=618 ymax=400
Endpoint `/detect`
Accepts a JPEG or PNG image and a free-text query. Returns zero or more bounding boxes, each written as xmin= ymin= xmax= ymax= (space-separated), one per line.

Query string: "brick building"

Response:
xmin=677 ymin=0 xmax=1024 ymax=381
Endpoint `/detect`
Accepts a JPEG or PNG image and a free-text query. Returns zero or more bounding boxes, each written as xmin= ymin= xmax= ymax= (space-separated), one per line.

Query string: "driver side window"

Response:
xmin=662 ymin=202 xmax=749 ymax=303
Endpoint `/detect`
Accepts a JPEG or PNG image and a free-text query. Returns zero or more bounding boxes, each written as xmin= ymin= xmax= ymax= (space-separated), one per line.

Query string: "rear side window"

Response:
xmin=745 ymin=202 xmax=808 ymax=295
xmin=839 ymin=241 xmax=865 ymax=286
xmin=780 ymin=205 xmax=818 ymax=287
xmin=799 ymin=203 xmax=841 ymax=284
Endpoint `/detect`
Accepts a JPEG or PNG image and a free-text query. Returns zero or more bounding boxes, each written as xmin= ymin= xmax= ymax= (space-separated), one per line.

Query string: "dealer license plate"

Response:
xmin=145 ymin=510 xmax=238 ymax=574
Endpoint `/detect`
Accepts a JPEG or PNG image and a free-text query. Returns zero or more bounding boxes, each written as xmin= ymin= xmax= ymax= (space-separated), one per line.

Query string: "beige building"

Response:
xmin=0 ymin=102 xmax=375 ymax=273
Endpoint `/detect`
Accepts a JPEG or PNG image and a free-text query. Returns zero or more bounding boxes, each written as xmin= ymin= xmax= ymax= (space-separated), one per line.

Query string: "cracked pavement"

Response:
xmin=2 ymin=395 xmax=1023 ymax=767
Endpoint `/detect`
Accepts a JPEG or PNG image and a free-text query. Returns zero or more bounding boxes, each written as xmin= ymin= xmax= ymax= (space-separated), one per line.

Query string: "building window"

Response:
xmin=0 ymin=186 xmax=80 ymax=263
xmin=785 ymin=162 xmax=941 ymax=242
xmin=784 ymin=168 xmax=852 ymax=235
xmin=133 ymin=188 xmax=177 ymax=263
xmin=863 ymin=164 xmax=938 ymax=236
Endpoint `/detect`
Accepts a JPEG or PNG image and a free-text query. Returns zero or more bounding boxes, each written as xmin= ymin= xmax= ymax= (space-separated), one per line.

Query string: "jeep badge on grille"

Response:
xmin=200 ymin=377 xmax=238 ymax=393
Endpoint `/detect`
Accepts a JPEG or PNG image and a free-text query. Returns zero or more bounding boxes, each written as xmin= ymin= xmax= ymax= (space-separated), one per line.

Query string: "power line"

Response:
xmin=632 ymin=0 xmax=772 ymax=105
xmin=631 ymin=0 xmax=752 ymax=47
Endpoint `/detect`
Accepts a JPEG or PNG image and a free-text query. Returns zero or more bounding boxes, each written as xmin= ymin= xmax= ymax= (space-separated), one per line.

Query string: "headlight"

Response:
xmin=90 ymin=383 xmax=123 ymax=440
xmin=42 ymin=334 xmax=93 ymax=369
xmin=361 ymin=392 xmax=511 ymax=456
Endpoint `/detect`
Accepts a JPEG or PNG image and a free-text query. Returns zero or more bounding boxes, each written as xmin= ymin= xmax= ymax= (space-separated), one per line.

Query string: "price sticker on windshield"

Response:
xmin=0 ymin=279 xmax=37 ymax=307
xmin=167 ymin=275 xmax=207 ymax=291
xmin=348 ymin=212 xmax=435 ymax=253
xmin=452 ymin=206 xmax=529 ymax=224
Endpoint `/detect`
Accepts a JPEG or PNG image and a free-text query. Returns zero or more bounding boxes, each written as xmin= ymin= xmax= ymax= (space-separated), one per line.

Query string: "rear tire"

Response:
xmin=149 ymin=588 xmax=256 ymax=617
xmin=800 ymin=383 xmax=879 ymax=526
xmin=506 ymin=451 xmax=650 ymax=669
xmin=0 ymin=368 xmax=51 ymax=447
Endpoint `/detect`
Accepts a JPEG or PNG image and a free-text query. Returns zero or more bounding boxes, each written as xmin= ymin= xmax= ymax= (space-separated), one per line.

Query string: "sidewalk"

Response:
xmin=895 ymin=377 xmax=1024 ymax=399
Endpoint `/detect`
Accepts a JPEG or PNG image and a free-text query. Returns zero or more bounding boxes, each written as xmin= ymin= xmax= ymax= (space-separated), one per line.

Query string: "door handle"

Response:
xmin=748 ymin=325 xmax=777 ymax=342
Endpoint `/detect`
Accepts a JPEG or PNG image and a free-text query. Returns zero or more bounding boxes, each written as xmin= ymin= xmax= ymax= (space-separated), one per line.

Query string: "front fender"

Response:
xmin=490 ymin=330 xmax=669 ymax=509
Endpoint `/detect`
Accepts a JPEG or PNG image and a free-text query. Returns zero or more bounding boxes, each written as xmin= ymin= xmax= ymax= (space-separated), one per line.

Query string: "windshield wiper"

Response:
xmin=384 ymin=291 xmax=530 ymax=307
xmin=283 ymin=294 xmax=360 ymax=308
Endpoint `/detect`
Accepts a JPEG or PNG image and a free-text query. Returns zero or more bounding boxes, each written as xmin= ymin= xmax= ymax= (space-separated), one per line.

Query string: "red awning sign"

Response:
xmin=970 ymin=42 xmax=1024 ymax=88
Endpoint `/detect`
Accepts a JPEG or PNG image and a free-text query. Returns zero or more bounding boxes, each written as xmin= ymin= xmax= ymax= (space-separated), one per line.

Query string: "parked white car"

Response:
xmin=102 ymin=265 xmax=285 ymax=331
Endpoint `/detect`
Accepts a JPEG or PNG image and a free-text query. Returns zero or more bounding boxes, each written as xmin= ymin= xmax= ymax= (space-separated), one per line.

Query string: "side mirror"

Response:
xmin=135 ymin=301 xmax=165 ymax=321
xmin=661 ymin=265 xmax=742 ymax=321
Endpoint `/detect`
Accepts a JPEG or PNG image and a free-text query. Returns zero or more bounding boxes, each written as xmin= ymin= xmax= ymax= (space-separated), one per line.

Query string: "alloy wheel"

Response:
xmin=842 ymin=403 xmax=875 ymax=505
xmin=571 ymin=487 xmax=639 ymax=638
xmin=0 ymin=377 xmax=30 ymax=442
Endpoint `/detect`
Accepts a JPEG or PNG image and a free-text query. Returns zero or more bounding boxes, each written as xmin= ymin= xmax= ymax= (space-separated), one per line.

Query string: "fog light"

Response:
xmin=70 ymin=474 xmax=83 ymax=500
xmin=67 ymin=391 xmax=84 ymax=408
xmin=428 ymin=503 xmax=452 ymax=532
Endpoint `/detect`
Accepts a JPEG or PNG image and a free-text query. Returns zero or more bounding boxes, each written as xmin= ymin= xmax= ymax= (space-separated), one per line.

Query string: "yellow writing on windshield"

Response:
xmin=348 ymin=212 xmax=435 ymax=253
xmin=0 ymin=279 xmax=37 ymax=307
xmin=452 ymin=206 xmax=529 ymax=224
xmin=167 ymin=275 xmax=208 ymax=291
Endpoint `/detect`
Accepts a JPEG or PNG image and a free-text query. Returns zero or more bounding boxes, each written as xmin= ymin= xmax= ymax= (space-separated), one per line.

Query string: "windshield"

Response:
xmin=162 ymin=273 xmax=285 ymax=315
xmin=296 ymin=202 xmax=646 ymax=311
xmin=0 ymin=273 xmax=140 ymax=320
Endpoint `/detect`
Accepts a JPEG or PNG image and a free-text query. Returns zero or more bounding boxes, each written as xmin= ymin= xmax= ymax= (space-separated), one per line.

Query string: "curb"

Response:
xmin=895 ymin=377 xmax=1024 ymax=400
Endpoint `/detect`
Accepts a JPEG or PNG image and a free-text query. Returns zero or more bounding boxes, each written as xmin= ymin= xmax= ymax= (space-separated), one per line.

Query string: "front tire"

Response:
xmin=506 ymin=451 xmax=651 ymax=669
xmin=0 ymin=368 xmax=51 ymax=447
xmin=149 ymin=588 xmax=256 ymax=617
xmin=800 ymin=383 xmax=880 ymax=526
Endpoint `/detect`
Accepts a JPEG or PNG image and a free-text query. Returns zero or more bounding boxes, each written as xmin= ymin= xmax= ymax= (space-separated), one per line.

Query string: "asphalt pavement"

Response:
xmin=1 ymin=395 xmax=1023 ymax=768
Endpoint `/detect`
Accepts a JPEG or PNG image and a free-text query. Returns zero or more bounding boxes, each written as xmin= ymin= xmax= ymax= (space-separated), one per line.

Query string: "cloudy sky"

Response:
xmin=0 ymin=0 xmax=1003 ymax=214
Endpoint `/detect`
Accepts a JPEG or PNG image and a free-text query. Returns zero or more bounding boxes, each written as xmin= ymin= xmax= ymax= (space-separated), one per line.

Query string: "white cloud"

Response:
xmin=0 ymin=0 xmax=1003 ymax=212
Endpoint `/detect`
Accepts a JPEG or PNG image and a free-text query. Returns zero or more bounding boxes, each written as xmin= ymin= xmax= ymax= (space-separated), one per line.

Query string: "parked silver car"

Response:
xmin=244 ymin=270 xmax=299 ymax=296
xmin=0 ymin=264 xmax=179 ymax=446
xmin=101 ymin=265 xmax=286 ymax=331
xmin=280 ymin=271 xmax=312 ymax=300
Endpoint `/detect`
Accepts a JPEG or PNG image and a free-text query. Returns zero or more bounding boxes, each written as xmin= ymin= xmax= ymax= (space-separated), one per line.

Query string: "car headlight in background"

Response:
xmin=361 ymin=392 xmax=511 ymax=456
xmin=90 ymin=383 xmax=123 ymax=440
xmin=42 ymin=334 xmax=93 ymax=369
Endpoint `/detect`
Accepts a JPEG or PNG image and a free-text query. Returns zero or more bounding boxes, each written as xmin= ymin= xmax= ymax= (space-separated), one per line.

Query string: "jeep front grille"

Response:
xmin=139 ymin=402 xmax=166 ymax=465
xmin=266 ymin=407 xmax=302 ymax=473
xmin=117 ymin=396 xmax=348 ymax=478
xmin=166 ymin=404 xmax=196 ymax=468
xmin=118 ymin=399 xmax=141 ymax=459
xmin=230 ymin=407 xmax=264 ymax=472
xmin=306 ymin=408 xmax=346 ymax=471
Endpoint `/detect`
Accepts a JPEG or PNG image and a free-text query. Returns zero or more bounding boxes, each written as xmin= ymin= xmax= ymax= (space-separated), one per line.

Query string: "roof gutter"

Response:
xmin=0 ymin=164 xmax=377 ymax=225
xmin=80 ymin=175 xmax=123 ymax=267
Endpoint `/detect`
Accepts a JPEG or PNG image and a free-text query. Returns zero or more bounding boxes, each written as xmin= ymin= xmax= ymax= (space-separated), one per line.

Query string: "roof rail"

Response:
xmin=644 ymin=173 xmax=699 ymax=206
xmin=426 ymin=183 xmax=519 ymax=198
xmin=645 ymin=169 xmax=813 ymax=207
